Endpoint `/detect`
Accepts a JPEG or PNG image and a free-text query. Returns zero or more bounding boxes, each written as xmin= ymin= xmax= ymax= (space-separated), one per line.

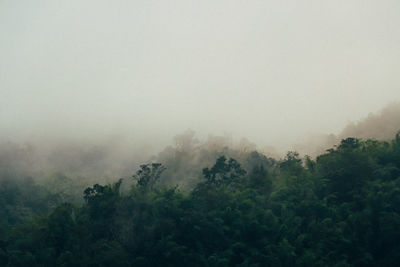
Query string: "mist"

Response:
xmin=1 ymin=0 xmax=400 ymax=185
xmin=2 ymin=0 xmax=400 ymax=192
xmin=2 ymin=2 xmax=400 ymax=265
xmin=2 ymin=0 xmax=400 ymax=153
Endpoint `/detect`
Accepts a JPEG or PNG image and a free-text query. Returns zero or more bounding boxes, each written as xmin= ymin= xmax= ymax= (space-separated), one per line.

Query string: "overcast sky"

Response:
xmin=1 ymin=0 xmax=400 ymax=149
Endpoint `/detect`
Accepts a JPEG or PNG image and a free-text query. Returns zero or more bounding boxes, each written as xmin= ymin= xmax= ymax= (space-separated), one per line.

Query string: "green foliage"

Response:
xmin=2 ymin=135 xmax=400 ymax=266
xmin=202 ymin=156 xmax=246 ymax=188
xmin=83 ymin=179 xmax=122 ymax=203
xmin=133 ymin=163 xmax=166 ymax=191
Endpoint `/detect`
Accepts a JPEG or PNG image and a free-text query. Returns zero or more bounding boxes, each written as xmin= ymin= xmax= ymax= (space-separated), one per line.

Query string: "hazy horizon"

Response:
xmin=2 ymin=0 xmax=400 ymax=151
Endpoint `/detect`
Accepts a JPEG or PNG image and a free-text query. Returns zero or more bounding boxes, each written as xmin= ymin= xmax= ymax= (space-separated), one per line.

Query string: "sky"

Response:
xmin=1 ymin=0 xmax=400 ymax=150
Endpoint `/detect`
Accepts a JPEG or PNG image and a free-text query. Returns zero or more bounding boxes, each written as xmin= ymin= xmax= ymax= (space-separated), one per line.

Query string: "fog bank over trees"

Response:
xmin=2 ymin=0 xmax=400 ymax=154
xmin=294 ymin=102 xmax=400 ymax=157
xmin=2 ymin=1 xmax=400 ymax=265
xmin=1 ymin=102 xmax=399 ymax=195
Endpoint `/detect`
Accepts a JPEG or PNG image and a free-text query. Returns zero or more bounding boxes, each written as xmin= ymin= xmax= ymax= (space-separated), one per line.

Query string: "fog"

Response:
xmin=294 ymin=102 xmax=400 ymax=157
xmin=3 ymin=3 xmax=400 ymax=263
xmin=1 ymin=0 xmax=400 ymax=152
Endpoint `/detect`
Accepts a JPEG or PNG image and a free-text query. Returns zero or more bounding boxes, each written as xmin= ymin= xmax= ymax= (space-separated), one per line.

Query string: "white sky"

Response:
xmin=1 ymin=0 xmax=400 ymax=149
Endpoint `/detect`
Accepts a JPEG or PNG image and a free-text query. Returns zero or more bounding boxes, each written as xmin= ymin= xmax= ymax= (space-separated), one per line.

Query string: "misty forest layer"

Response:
xmin=3 ymin=1 xmax=400 ymax=266
xmin=1 ymin=134 xmax=400 ymax=267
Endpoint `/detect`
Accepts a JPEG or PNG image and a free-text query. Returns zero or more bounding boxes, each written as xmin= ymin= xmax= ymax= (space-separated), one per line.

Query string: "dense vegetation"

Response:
xmin=1 ymin=135 xmax=400 ymax=266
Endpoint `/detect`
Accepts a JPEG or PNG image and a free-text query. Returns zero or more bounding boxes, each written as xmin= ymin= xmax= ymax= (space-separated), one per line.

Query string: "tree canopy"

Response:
xmin=1 ymin=135 xmax=400 ymax=266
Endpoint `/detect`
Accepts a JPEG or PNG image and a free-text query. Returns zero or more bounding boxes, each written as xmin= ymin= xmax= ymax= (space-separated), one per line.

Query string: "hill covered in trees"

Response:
xmin=1 ymin=134 xmax=400 ymax=266
xmin=294 ymin=103 xmax=400 ymax=157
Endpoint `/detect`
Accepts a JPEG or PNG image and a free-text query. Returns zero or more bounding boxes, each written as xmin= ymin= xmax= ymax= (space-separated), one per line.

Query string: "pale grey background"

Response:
xmin=1 ymin=0 xmax=400 ymax=151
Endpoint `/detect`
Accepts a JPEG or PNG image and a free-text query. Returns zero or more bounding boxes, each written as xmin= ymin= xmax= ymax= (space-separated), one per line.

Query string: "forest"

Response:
xmin=1 ymin=133 xmax=400 ymax=266
xmin=2 ymin=1 xmax=400 ymax=266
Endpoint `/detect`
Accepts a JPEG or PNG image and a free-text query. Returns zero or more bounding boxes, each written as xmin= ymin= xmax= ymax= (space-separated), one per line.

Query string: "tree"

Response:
xmin=280 ymin=151 xmax=303 ymax=176
xmin=133 ymin=163 xmax=166 ymax=191
xmin=83 ymin=179 xmax=122 ymax=203
xmin=202 ymin=156 xmax=246 ymax=188
xmin=248 ymin=164 xmax=272 ymax=194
